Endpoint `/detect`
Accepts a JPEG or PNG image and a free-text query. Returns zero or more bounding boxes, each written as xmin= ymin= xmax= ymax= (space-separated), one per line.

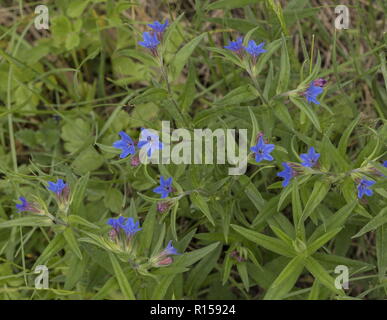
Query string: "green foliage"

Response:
xmin=0 ymin=0 xmax=386 ymax=300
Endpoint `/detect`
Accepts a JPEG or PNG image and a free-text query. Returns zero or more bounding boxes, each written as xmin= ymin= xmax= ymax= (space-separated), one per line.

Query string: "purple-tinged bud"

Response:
xmin=130 ymin=155 xmax=140 ymax=167
xmin=313 ymin=78 xmax=327 ymax=87
xmin=230 ymin=250 xmax=245 ymax=262
xmin=157 ymin=201 xmax=171 ymax=213
xmin=157 ymin=256 xmax=173 ymax=266
xmin=15 ymin=197 xmax=44 ymax=214
xmin=109 ymin=228 xmax=118 ymax=241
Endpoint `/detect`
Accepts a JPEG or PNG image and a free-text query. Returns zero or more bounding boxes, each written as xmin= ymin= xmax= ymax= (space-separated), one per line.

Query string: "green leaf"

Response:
xmin=231 ymin=224 xmax=295 ymax=257
xmin=34 ymin=233 xmax=66 ymax=268
xmin=215 ymin=85 xmax=257 ymax=106
xmin=67 ymin=0 xmax=90 ymax=18
xmin=70 ymin=172 xmax=90 ymax=215
xmin=353 ymin=207 xmax=387 ymax=238
xmin=172 ymin=33 xmax=205 ymax=79
xmin=64 ymin=228 xmax=83 ymax=260
xmin=0 ymin=216 xmax=53 ymax=229
xmin=338 ymin=115 xmax=361 ymax=157
xmin=306 ymin=228 xmax=342 ymax=255
xmin=376 ymin=224 xmax=387 ymax=280
xmin=276 ymin=36 xmax=290 ymax=94
xmin=104 ymin=188 xmax=123 ymax=214
xmin=299 ymin=180 xmax=330 ymax=225
xmin=290 ymin=96 xmax=321 ymax=132
xmin=206 ymin=0 xmax=261 ymax=10
xmin=190 ymin=192 xmax=215 ymax=226
xmin=238 ymin=175 xmax=265 ymax=212
xmin=109 ymin=253 xmax=135 ymax=300
xmin=308 ymin=200 xmax=357 ymax=243
xmin=72 ymin=146 xmax=105 ymax=175
xmin=304 ymin=256 xmax=344 ymax=296
xmin=236 ymin=262 xmax=250 ymax=291
xmin=264 ymin=256 xmax=304 ymax=300
xmin=178 ymin=242 xmax=220 ymax=268
xmin=68 ymin=215 xmax=99 ymax=230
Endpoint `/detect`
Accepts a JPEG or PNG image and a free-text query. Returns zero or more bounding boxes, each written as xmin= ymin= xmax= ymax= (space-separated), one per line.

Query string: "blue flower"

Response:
xmin=162 ymin=240 xmax=180 ymax=256
xmin=383 ymin=161 xmax=387 ymax=168
xmin=277 ymin=162 xmax=295 ymax=187
xmin=107 ymin=216 xmax=141 ymax=237
xmin=244 ymin=40 xmax=266 ymax=58
xmin=357 ymin=179 xmax=375 ymax=199
xmin=47 ymin=179 xmax=67 ymax=195
xmin=300 ymin=147 xmax=320 ymax=168
xmin=15 ymin=197 xmax=40 ymax=213
xmin=250 ymin=136 xmax=275 ymax=163
xmin=224 ymin=37 xmax=244 ymax=54
xmin=112 ymin=131 xmax=136 ymax=159
xmin=138 ymin=32 xmax=160 ymax=52
xmin=153 ymin=176 xmax=173 ymax=199
xmin=138 ymin=128 xmax=163 ymax=157
xmin=148 ymin=19 xmax=169 ymax=33
xmin=121 ymin=217 xmax=142 ymax=237
xmin=107 ymin=216 xmax=126 ymax=231
xmin=304 ymin=82 xmax=324 ymax=105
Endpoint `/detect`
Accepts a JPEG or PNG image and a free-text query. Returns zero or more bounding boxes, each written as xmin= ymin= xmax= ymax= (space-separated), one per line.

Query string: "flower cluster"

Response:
xmin=276 ymin=148 xmax=386 ymax=201
xmin=16 ymin=178 xmax=70 ymax=215
xmin=225 ymin=37 xmax=267 ymax=63
xmin=106 ymin=216 xmax=180 ymax=267
xmin=277 ymin=147 xmax=320 ymax=187
xmin=112 ymin=128 xmax=164 ymax=161
xmin=138 ymin=19 xmax=169 ymax=55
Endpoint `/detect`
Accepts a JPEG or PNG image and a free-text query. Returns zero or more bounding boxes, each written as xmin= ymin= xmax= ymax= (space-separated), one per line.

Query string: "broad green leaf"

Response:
xmin=231 ymin=224 xmax=295 ymax=257
xmin=109 ymin=253 xmax=135 ymax=300
xmin=306 ymin=228 xmax=342 ymax=255
xmin=290 ymin=96 xmax=321 ymax=132
xmin=64 ymin=228 xmax=83 ymax=260
xmin=299 ymin=180 xmax=330 ymax=225
xmin=352 ymin=207 xmax=387 ymax=238
xmin=0 ymin=216 xmax=53 ymax=229
xmin=264 ymin=256 xmax=304 ymax=300
xmin=68 ymin=214 xmax=99 ymax=230
xmin=304 ymin=256 xmax=345 ymax=296
xmin=276 ymin=36 xmax=290 ymax=94
xmin=376 ymin=224 xmax=387 ymax=280
xmin=34 ymin=233 xmax=66 ymax=268
xmin=190 ymin=192 xmax=215 ymax=226
xmin=172 ymin=34 xmax=205 ymax=79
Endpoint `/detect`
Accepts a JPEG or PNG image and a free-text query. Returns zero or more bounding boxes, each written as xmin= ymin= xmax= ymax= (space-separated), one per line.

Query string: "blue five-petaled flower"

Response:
xmin=277 ymin=162 xmax=295 ymax=187
xmin=47 ymin=179 xmax=67 ymax=195
xmin=107 ymin=216 xmax=142 ymax=237
xmin=357 ymin=179 xmax=375 ymax=199
xmin=224 ymin=37 xmax=244 ymax=53
xmin=244 ymin=40 xmax=267 ymax=58
xmin=304 ymin=82 xmax=324 ymax=105
xmin=300 ymin=147 xmax=320 ymax=168
xmin=162 ymin=240 xmax=180 ymax=256
xmin=138 ymin=32 xmax=160 ymax=50
xmin=138 ymin=128 xmax=163 ymax=157
xmin=153 ymin=176 xmax=173 ymax=199
xmin=148 ymin=19 xmax=169 ymax=33
xmin=112 ymin=131 xmax=136 ymax=159
xmin=250 ymin=137 xmax=275 ymax=163
xmin=15 ymin=197 xmax=36 ymax=213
